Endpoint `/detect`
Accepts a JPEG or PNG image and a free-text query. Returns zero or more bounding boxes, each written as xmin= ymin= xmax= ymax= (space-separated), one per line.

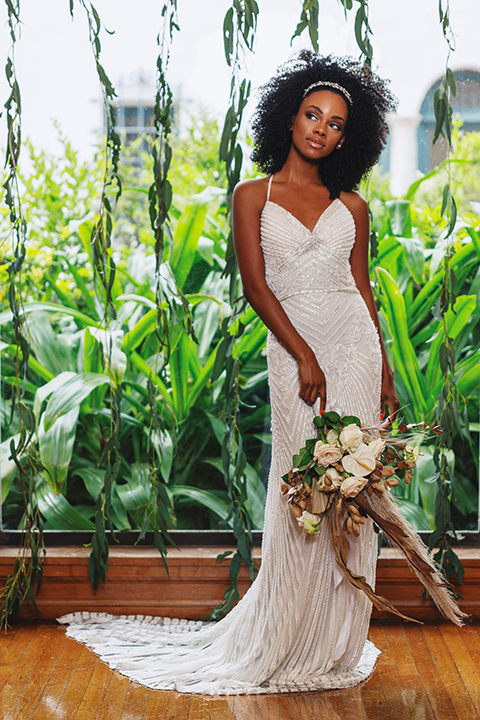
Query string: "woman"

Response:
xmin=60 ymin=52 xmax=398 ymax=694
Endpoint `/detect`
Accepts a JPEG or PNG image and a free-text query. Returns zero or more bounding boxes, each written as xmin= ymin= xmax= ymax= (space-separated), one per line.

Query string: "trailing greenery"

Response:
xmin=0 ymin=0 xmax=45 ymax=625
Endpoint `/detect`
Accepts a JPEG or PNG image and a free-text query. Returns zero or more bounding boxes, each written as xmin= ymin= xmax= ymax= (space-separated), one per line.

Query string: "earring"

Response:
xmin=336 ymin=144 xmax=342 ymax=149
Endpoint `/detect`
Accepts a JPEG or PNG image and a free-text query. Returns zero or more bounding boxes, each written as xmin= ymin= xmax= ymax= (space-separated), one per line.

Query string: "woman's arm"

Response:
xmin=233 ymin=179 xmax=326 ymax=409
xmin=343 ymin=192 xmax=400 ymax=422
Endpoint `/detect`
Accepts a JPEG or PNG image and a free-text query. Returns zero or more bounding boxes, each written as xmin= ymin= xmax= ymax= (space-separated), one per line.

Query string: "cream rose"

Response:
xmin=313 ymin=442 xmax=343 ymax=467
xmin=297 ymin=511 xmax=321 ymax=534
xmin=341 ymin=443 xmax=376 ymax=477
xmin=368 ymin=437 xmax=385 ymax=459
xmin=340 ymin=476 xmax=368 ymax=498
xmin=339 ymin=424 xmax=364 ymax=453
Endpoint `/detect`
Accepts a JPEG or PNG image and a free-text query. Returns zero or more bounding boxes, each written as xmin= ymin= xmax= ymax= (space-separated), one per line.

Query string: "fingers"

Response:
xmin=299 ymin=377 xmax=326 ymax=407
xmin=319 ymin=390 xmax=326 ymax=415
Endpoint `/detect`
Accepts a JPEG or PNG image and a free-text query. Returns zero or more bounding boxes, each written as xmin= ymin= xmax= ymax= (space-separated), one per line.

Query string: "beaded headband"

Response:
xmin=303 ymin=81 xmax=353 ymax=106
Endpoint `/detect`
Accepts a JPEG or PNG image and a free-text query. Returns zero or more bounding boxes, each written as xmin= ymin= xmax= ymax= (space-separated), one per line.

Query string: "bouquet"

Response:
xmin=281 ymin=411 xmax=466 ymax=626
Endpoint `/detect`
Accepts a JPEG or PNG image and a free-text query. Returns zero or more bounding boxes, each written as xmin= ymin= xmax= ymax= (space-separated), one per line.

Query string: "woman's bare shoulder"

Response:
xmin=339 ymin=190 xmax=369 ymax=219
xmin=233 ymin=177 xmax=270 ymax=210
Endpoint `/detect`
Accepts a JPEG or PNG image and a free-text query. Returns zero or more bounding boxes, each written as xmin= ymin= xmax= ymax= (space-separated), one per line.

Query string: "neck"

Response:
xmin=276 ymin=148 xmax=325 ymax=186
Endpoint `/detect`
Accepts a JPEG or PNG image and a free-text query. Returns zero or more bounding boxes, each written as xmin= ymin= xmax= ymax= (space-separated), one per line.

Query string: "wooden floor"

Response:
xmin=1 ymin=621 xmax=480 ymax=719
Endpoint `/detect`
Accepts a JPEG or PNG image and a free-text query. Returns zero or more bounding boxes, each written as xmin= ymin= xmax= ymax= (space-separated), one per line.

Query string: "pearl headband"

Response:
xmin=303 ymin=81 xmax=353 ymax=106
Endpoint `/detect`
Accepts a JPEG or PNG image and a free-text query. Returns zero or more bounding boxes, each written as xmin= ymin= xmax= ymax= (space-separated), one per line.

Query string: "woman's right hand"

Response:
xmin=297 ymin=350 xmax=326 ymax=411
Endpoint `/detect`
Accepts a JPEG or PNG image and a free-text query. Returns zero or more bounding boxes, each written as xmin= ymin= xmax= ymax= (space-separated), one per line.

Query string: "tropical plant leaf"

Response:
xmin=377 ymin=268 xmax=428 ymax=418
xmin=170 ymin=203 xmax=207 ymax=287
xmin=170 ymin=485 xmax=231 ymax=524
xmin=36 ymin=482 xmax=95 ymax=530
xmin=38 ymin=407 xmax=79 ymax=493
xmin=42 ymin=372 xmax=110 ymax=431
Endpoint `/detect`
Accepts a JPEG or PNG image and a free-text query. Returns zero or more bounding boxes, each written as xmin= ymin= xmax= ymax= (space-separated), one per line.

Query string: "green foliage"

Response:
xmin=366 ymin=140 xmax=480 ymax=536
xmin=0 ymin=126 xmax=268 ymax=543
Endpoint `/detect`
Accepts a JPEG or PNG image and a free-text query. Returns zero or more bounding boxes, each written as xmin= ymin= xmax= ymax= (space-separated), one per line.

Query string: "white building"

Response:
xmin=0 ymin=0 xmax=478 ymax=196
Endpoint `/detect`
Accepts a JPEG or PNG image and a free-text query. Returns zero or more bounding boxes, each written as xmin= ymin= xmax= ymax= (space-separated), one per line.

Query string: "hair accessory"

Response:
xmin=303 ymin=81 xmax=353 ymax=105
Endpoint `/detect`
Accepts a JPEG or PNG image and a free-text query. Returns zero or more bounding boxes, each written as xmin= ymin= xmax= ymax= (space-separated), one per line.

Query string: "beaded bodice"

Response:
xmin=260 ymin=177 xmax=359 ymax=303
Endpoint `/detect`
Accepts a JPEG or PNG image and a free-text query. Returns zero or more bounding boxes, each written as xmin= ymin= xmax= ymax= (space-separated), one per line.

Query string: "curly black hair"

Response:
xmin=251 ymin=51 xmax=397 ymax=199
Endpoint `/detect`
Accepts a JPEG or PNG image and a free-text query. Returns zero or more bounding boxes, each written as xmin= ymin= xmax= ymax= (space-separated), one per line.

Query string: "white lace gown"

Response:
xmin=59 ymin=178 xmax=383 ymax=694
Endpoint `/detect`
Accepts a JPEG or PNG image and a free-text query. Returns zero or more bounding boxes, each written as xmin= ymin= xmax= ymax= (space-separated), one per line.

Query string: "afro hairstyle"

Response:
xmin=250 ymin=51 xmax=397 ymax=199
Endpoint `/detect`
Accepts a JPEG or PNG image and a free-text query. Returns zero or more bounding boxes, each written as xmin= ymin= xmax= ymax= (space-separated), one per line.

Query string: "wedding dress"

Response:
xmin=59 ymin=176 xmax=383 ymax=694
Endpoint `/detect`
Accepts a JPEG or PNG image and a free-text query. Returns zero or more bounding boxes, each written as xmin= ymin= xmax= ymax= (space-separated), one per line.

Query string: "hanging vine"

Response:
xmin=428 ymin=1 xmax=465 ymax=582
xmin=0 ymin=0 xmax=45 ymax=626
xmin=337 ymin=0 xmax=374 ymax=66
xmin=66 ymin=0 xmax=125 ymax=589
xmin=143 ymin=0 xmax=182 ymax=570
xmin=291 ymin=0 xmax=320 ymax=52
xmin=209 ymin=0 xmax=260 ymax=619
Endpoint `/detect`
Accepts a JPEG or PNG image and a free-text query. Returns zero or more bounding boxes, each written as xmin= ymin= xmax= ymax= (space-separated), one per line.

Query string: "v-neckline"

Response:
xmin=266 ymin=199 xmax=339 ymax=234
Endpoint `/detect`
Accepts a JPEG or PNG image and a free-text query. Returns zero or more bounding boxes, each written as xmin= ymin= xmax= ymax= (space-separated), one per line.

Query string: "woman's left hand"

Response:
xmin=381 ymin=366 xmax=400 ymax=424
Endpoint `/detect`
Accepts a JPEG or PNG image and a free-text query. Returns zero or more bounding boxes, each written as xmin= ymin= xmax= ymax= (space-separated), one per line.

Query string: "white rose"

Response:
xmin=339 ymin=424 xmax=364 ymax=453
xmin=340 ymin=476 xmax=368 ymax=498
xmin=368 ymin=437 xmax=385 ymax=459
xmin=341 ymin=443 xmax=376 ymax=477
xmin=297 ymin=511 xmax=321 ymax=534
xmin=313 ymin=442 xmax=343 ymax=467
xmin=326 ymin=429 xmax=339 ymax=445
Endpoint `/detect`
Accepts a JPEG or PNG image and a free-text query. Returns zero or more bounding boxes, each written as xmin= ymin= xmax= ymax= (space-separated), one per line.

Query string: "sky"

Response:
xmin=0 ymin=0 xmax=477 ymax=158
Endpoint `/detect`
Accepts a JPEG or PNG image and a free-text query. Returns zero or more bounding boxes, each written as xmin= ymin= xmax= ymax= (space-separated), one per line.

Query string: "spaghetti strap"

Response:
xmin=266 ymin=174 xmax=274 ymax=202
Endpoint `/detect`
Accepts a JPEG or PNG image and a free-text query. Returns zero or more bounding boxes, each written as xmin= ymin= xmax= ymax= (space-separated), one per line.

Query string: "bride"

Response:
xmin=60 ymin=51 xmax=399 ymax=694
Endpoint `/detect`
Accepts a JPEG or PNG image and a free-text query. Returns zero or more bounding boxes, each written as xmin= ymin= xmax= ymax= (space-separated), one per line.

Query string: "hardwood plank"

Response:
xmin=164 ymin=691 xmax=191 ymax=720
xmin=210 ymin=694 xmax=235 ymax=720
xmin=422 ymin=625 xmax=480 ymax=720
xmin=0 ymin=624 xmax=18 ymax=660
xmin=229 ymin=694 xmax=256 ymax=720
xmin=74 ymin=655 xmax=115 ymax=720
xmin=277 ymin=692 xmax=300 ymax=720
xmin=375 ymin=624 xmax=438 ymax=720
xmin=29 ymin=633 xmax=87 ymax=719
xmin=96 ymin=673 xmax=131 ymax=720
xmin=255 ymin=693 xmax=279 ymax=720
xmin=0 ymin=625 xmax=53 ymax=717
xmin=440 ymin=624 xmax=480 ymax=712
xmin=384 ymin=625 xmax=417 ymax=676
xmin=4 ymin=619 xmax=480 ymax=719
xmin=368 ymin=625 xmax=394 ymax=666
xmin=340 ymin=686 xmax=368 ymax=719
xmin=376 ymin=666 xmax=436 ymax=720
xmin=187 ymin=694 xmax=213 ymax=719
xmin=0 ymin=623 xmax=38 ymax=692
xmin=119 ymin=682 xmax=150 ymax=720
xmin=51 ymin=645 xmax=99 ymax=718
xmin=404 ymin=625 xmax=459 ymax=720
xmin=458 ymin=624 xmax=480 ymax=664
xmin=143 ymin=689 xmax=171 ymax=720
xmin=361 ymin=668 xmax=392 ymax=720
xmin=299 ymin=689 xmax=345 ymax=719
xmin=11 ymin=626 xmax=68 ymax=720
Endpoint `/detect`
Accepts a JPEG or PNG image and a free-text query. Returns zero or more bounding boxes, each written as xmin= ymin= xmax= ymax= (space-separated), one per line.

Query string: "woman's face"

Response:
xmin=290 ymin=90 xmax=348 ymax=162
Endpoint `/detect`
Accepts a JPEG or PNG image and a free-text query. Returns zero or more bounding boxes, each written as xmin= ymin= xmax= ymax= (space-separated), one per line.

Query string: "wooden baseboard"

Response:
xmin=1 ymin=545 xmax=478 ymax=621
